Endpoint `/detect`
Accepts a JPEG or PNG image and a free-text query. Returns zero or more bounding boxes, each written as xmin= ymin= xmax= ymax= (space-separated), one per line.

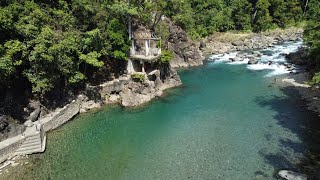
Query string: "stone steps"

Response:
xmin=19 ymin=140 xmax=41 ymax=148
xmin=14 ymin=124 xmax=46 ymax=156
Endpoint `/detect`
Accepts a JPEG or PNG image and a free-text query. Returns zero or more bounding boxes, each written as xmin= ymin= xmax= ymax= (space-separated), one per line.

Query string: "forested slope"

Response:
xmin=304 ymin=0 xmax=320 ymax=84
xmin=0 ymin=0 xmax=307 ymax=99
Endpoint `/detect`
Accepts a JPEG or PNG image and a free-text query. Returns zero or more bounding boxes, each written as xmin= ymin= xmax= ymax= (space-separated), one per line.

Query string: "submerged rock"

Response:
xmin=253 ymin=51 xmax=262 ymax=57
xmin=229 ymin=57 xmax=242 ymax=62
xmin=248 ymin=58 xmax=259 ymax=64
xmin=278 ymin=170 xmax=307 ymax=180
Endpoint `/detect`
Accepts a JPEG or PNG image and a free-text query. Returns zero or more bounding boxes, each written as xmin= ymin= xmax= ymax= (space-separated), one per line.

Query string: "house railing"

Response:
xmin=130 ymin=38 xmax=161 ymax=58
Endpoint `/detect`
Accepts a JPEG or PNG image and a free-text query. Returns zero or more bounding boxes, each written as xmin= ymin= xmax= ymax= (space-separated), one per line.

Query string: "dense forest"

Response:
xmin=304 ymin=0 xmax=320 ymax=84
xmin=0 ymin=0 xmax=317 ymax=101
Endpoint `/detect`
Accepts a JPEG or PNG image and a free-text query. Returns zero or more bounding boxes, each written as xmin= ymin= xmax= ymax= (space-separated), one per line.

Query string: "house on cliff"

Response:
xmin=127 ymin=26 xmax=161 ymax=76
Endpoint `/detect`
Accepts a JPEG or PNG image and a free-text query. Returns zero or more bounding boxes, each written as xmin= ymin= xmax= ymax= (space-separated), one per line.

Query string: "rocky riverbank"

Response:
xmin=274 ymin=40 xmax=320 ymax=116
xmin=0 ymin=27 xmax=303 ymax=139
xmin=202 ymin=27 xmax=303 ymax=55
xmin=86 ymin=68 xmax=181 ymax=109
xmin=0 ymin=67 xmax=181 ymax=168
xmin=277 ymin=70 xmax=320 ymax=117
xmin=0 ymin=27 xmax=306 ymax=172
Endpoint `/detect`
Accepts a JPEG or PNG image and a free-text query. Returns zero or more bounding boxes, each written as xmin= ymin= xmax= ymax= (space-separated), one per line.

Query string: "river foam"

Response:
xmin=209 ymin=41 xmax=303 ymax=77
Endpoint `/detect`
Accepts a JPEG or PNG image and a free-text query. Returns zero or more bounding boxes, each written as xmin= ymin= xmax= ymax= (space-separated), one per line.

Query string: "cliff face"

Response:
xmin=165 ymin=20 xmax=205 ymax=68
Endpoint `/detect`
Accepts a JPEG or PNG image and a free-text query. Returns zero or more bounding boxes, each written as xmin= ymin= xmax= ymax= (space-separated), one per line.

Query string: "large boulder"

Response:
xmin=278 ymin=170 xmax=307 ymax=180
xmin=285 ymin=47 xmax=308 ymax=65
xmin=0 ymin=115 xmax=9 ymax=132
xmin=232 ymin=41 xmax=246 ymax=46
xmin=248 ymin=58 xmax=259 ymax=64
xmin=229 ymin=57 xmax=242 ymax=62
xmin=27 ymin=107 xmax=41 ymax=122
xmin=26 ymin=100 xmax=42 ymax=122
xmin=199 ymin=41 xmax=206 ymax=50
xmin=252 ymin=51 xmax=262 ymax=57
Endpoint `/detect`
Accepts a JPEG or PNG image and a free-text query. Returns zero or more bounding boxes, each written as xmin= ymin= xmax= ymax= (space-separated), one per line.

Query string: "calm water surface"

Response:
xmin=4 ymin=42 xmax=320 ymax=180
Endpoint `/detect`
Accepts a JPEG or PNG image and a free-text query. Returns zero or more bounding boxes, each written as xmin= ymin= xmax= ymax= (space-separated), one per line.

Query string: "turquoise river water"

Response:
xmin=4 ymin=41 xmax=320 ymax=180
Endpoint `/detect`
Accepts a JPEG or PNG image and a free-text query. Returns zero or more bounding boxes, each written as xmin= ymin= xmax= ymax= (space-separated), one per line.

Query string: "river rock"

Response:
xmin=229 ymin=57 xmax=242 ymax=62
xmin=285 ymin=47 xmax=308 ymax=65
xmin=0 ymin=115 xmax=9 ymax=132
xmin=203 ymin=28 xmax=303 ymax=55
xmin=253 ymin=51 xmax=262 ymax=57
xmin=248 ymin=58 xmax=259 ymax=64
xmin=80 ymin=99 xmax=101 ymax=113
xmin=25 ymin=100 xmax=42 ymax=122
xmin=232 ymin=41 xmax=245 ymax=46
xmin=105 ymin=94 xmax=120 ymax=104
xmin=155 ymin=77 xmax=163 ymax=89
xmin=278 ymin=170 xmax=307 ymax=180
xmin=236 ymin=53 xmax=245 ymax=58
xmin=27 ymin=107 xmax=41 ymax=122
xmin=199 ymin=41 xmax=206 ymax=50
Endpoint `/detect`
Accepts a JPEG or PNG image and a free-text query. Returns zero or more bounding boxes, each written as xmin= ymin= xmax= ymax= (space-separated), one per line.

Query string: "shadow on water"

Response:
xmin=255 ymin=86 xmax=320 ymax=179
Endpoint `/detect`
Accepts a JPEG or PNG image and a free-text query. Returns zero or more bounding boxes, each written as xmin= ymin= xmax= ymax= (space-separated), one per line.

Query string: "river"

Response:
xmin=3 ymin=41 xmax=320 ymax=179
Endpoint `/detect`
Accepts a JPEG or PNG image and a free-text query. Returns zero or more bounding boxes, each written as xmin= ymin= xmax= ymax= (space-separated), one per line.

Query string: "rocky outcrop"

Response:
xmin=248 ymin=58 xmax=259 ymax=64
xmin=0 ymin=115 xmax=25 ymax=142
xmin=100 ymin=69 xmax=181 ymax=107
xmin=165 ymin=20 xmax=205 ymax=67
xmin=203 ymin=28 xmax=303 ymax=54
xmin=0 ymin=116 xmax=9 ymax=132
xmin=285 ymin=47 xmax=309 ymax=65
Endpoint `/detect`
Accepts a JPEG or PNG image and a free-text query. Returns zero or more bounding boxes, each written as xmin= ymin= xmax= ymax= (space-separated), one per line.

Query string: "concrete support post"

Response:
xmin=141 ymin=62 xmax=145 ymax=73
xmin=145 ymin=39 xmax=149 ymax=56
xmin=131 ymin=40 xmax=135 ymax=55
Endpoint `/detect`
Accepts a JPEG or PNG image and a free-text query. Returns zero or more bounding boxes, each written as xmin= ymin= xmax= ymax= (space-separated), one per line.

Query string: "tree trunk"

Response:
xmin=252 ymin=9 xmax=258 ymax=23
xmin=303 ymin=0 xmax=309 ymax=16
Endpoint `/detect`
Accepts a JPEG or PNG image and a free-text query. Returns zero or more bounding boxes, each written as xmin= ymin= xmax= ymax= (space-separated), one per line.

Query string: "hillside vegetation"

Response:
xmin=0 ymin=0 xmax=312 ymax=100
xmin=303 ymin=0 xmax=320 ymax=84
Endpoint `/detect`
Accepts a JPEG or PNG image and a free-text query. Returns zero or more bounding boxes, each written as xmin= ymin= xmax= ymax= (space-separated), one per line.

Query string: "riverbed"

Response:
xmin=2 ymin=41 xmax=320 ymax=179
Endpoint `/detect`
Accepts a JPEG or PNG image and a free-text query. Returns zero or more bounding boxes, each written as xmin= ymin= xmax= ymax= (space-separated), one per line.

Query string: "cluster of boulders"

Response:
xmin=231 ymin=36 xmax=276 ymax=51
xmin=229 ymin=51 xmax=262 ymax=64
xmin=203 ymin=28 xmax=303 ymax=54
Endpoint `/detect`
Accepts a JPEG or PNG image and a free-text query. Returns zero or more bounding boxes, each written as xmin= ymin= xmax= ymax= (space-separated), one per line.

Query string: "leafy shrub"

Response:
xmin=160 ymin=50 xmax=173 ymax=63
xmin=131 ymin=73 xmax=145 ymax=82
